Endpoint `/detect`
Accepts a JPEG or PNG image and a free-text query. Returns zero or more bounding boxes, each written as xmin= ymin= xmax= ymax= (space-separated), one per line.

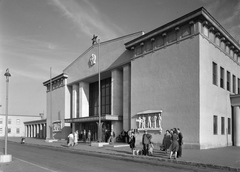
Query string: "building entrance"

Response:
xmin=81 ymin=121 xmax=111 ymax=142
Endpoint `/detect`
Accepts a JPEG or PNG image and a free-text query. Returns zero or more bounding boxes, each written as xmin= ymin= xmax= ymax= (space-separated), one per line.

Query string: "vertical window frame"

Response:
xmin=213 ymin=115 xmax=218 ymax=135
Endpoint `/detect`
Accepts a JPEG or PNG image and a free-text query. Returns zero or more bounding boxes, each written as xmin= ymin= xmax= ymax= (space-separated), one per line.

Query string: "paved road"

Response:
xmin=0 ymin=141 xmax=232 ymax=172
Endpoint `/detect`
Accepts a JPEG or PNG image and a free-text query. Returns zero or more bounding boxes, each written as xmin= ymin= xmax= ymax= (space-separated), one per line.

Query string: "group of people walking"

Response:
xmin=162 ymin=128 xmax=183 ymax=159
xmin=128 ymin=128 xmax=183 ymax=159
xmin=67 ymin=129 xmax=92 ymax=147
xmin=67 ymin=131 xmax=79 ymax=147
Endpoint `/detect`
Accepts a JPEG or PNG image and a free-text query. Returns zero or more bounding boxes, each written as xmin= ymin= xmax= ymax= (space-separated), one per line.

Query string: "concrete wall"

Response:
xmin=46 ymin=84 xmax=70 ymax=139
xmin=131 ymin=36 xmax=200 ymax=147
xmin=199 ymin=33 xmax=240 ymax=148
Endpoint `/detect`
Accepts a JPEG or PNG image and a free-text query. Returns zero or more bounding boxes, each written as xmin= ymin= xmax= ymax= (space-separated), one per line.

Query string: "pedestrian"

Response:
xmin=108 ymin=130 xmax=115 ymax=144
xmin=162 ymin=130 xmax=171 ymax=152
xmin=74 ymin=131 xmax=78 ymax=146
xmin=148 ymin=142 xmax=154 ymax=156
xmin=168 ymin=129 xmax=179 ymax=159
xmin=67 ymin=132 xmax=74 ymax=147
xmin=177 ymin=128 xmax=183 ymax=158
xmin=83 ymin=129 xmax=86 ymax=143
xmin=142 ymin=130 xmax=151 ymax=156
xmin=87 ymin=130 xmax=91 ymax=143
xmin=129 ymin=132 xmax=136 ymax=154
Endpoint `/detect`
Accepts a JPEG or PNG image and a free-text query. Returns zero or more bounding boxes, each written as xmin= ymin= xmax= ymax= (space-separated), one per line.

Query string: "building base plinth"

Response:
xmin=91 ymin=142 xmax=109 ymax=147
xmin=0 ymin=154 xmax=12 ymax=163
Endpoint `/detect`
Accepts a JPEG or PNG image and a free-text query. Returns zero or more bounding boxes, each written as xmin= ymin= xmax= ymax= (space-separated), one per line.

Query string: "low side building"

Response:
xmin=0 ymin=114 xmax=41 ymax=137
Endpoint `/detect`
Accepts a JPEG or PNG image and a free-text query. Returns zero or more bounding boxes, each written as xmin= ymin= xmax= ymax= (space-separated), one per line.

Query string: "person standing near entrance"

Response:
xmin=142 ymin=130 xmax=151 ymax=155
xmin=108 ymin=130 xmax=115 ymax=144
xmin=74 ymin=131 xmax=78 ymax=146
xmin=83 ymin=129 xmax=86 ymax=143
xmin=87 ymin=130 xmax=91 ymax=143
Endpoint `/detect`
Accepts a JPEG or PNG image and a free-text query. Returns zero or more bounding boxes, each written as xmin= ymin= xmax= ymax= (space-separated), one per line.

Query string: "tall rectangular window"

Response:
xmin=0 ymin=118 xmax=2 ymax=125
xmin=228 ymin=118 xmax=231 ymax=134
xmin=221 ymin=117 xmax=225 ymax=135
xmin=0 ymin=128 xmax=2 ymax=134
xmin=89 ymin=78 xmax=111 ymax=117
xmin=8 ymin=128 xmax=11 ymax=134
xmin=16 ymin=128 xmax=20 ymax=134
xmin=220 ymin=67 xmax=224 ymax=88
xmin=213 ymin=115 xmax=218 ymax=135
xmin=8 ymin=119 xmax=11 ymax=125
xmin=227 ymin=71 xmax=231 ymax=91
xmin=233 ymin=75 xmax=236 ymax=93
xmin=238 ymin=78 xmax=240 ymax=94
xmin=16 ymin=119 xmax=20 ymax=125
xmin=212 ymin=62 xmax=218 ymax=85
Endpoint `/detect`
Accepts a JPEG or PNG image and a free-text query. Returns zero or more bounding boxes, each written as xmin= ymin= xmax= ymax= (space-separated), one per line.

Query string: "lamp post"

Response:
xmin=4 ymin=69 xmax=11 ymax=155
xmin=97 ymin=38 xmax=102 ymax=142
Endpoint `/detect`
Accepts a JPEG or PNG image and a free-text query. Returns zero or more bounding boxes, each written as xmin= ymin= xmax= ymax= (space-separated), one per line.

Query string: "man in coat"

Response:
xmin=142 ymin=130 xmax=151 ymax=155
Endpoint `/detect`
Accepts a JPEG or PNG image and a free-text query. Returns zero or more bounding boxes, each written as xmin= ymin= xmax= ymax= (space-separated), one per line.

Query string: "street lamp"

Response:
xmin=4 ymin=69 xmax=11 ymax=155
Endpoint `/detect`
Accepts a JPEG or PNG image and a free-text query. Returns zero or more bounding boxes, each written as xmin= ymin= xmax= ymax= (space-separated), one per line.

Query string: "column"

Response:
xmin=37 ymin=124 xmax=39 ymax=138
xmin=31 ymin=125 xmax=33 ymax=138
xmin=79 ymin=82 xmax=89 ymax=118
xmin=123 ymin=65 xmax=131 ymax=131
xmin=234 ymin=106 xmax=240 ymax=146
xmin=111 ymin=69 xmax=123 ymax=116
xmin=34 ymin=124 xmax=37 ymax=137
xmin=72 ymin=84 xmax=78 ymax=118
xmin=40 ymin=124 xmax=43 ymax=138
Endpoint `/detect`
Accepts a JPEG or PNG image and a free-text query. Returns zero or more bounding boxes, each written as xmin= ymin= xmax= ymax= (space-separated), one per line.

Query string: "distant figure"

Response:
xmin=177 ymin=128 xmax=183 ymax=158
xmin=83 ymin=129 xmax=86 ymax=143
xmin=87 ymin=130 xmax=91 ymax=143
xmin=108 ymin=130 xmax=115 ymax=144
xmin=162 ymin=130 xmax=171 ymax=152
xmin=74 ymin=131 xmax=78 ymax=146
xmin=169 ymin=130 xmax=179 ymax=159
xmin=67 ymin=132 xmax=74 ymax=147
xmin=142 ymin=130 xmax=151 ymax=156
xmin=148 ymin=142 xmax=154 ymax=156
xmin=129 ymin=132 xmax=136 ymax=154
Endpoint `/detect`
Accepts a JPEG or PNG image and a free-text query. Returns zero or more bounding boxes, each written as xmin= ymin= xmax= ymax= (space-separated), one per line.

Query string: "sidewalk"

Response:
xmin=1 ymin=137 xmax=240 ymax=171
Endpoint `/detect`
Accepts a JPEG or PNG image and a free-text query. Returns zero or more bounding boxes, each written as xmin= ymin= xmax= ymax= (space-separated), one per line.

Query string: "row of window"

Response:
xmin=133 ymin=22 xmax=193 ymax=57
xmin=0 ymin=128 xmax=20 ymax=134
xmin=89 ymin=78 xmax=111 ymax=117
xmin=46 ymin=78 xmax=64 ymax=92
xmin=213 ymin=62 xmax=240 ymax=94
xmin=213 ymin=116 xmax=231 ymax=135
xmin=201 ymin=22 xmax=240 ymax=64
xmin=0 ymin=119 xmax=20 ymax=125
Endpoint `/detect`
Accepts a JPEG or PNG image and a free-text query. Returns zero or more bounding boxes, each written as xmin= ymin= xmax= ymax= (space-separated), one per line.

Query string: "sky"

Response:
xmin=0 ymin=0 xmax=239 ymax=116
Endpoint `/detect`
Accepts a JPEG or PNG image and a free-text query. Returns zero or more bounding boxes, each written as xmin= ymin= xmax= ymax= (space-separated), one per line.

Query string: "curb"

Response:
xmin=6 ymin=140 xmax=240 ymax=172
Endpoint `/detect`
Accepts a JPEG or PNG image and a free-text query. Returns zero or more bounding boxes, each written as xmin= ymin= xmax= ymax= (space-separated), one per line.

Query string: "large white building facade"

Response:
xmin=43 ymin=7 xmax=240 ymax=149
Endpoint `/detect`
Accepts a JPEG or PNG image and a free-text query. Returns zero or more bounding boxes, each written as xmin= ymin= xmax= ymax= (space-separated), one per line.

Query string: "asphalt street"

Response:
xmin=0 ymin=141 xmax=232 ymax=172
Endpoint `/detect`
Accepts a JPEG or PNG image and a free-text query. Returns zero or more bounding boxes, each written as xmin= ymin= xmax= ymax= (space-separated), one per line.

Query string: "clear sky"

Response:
xmin=0 ymin=0 xmax=239 ymax=116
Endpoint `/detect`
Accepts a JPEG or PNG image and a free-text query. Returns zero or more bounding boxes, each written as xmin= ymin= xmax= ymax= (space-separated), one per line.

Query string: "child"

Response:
xmin=148 ymin=142 xmax=154 ymax=156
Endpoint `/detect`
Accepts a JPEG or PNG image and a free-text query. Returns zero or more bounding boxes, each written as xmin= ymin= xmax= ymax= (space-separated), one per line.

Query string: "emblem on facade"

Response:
xmin=89 ymin=54 xmax=96 ymax=66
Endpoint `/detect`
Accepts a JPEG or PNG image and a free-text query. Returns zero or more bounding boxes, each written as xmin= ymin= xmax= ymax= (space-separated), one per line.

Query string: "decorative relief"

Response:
xmin=135 ymin=111 xmax=163 ymax=132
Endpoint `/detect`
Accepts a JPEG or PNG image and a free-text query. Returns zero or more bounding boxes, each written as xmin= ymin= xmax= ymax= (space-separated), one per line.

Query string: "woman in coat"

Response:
xmin=168 ymin=130 xmax=179 ymax=159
